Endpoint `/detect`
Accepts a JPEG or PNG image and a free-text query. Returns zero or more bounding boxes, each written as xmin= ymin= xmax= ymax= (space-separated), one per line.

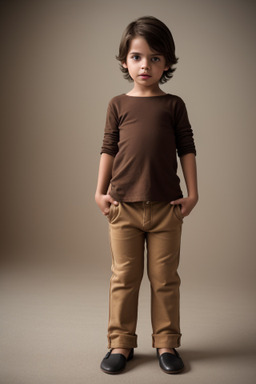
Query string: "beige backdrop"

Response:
xmin=1 ymin=1 xmax=256 ymax=383
xmin=2 ymin=0 xmax=256 ymax=286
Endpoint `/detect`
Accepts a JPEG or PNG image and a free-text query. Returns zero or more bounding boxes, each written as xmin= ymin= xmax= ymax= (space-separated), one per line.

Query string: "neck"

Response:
xmin=127 ymin=84 xmax=165 ymax=97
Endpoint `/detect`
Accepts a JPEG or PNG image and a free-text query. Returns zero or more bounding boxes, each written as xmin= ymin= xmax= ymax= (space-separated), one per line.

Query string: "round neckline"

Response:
xmin=123 ymin=93 xmax=169 ymax=98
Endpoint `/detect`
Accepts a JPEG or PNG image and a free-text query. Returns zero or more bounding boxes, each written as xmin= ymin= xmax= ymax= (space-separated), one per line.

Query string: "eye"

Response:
xmin=151 ymin=57 xmax=160 ymax=62
xmin=131 ymin=55 xmax=140 ymax=61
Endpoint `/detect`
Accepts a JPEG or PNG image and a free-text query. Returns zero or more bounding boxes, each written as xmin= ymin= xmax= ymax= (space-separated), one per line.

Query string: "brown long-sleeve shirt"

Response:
xmin=100 ymin=93 xmax=196 ymax=202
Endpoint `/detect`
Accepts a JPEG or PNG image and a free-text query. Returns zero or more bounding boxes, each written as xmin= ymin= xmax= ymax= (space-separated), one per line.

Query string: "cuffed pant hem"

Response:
xmin=152 ymin=333 xmax=182 ymax=348
xmin=107 ymin=333 xmax=138 ymax=349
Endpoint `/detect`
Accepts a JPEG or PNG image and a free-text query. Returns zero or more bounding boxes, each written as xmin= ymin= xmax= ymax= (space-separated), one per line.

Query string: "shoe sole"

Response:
xmin=101 ymin=367 xmax=125 ymax=374
xmin=160 ymin=366 xmax=184 ymax=374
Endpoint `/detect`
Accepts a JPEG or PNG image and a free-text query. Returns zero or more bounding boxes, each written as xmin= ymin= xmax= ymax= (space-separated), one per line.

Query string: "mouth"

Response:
xmin=139 ymin=74 xmax=151 ymax=79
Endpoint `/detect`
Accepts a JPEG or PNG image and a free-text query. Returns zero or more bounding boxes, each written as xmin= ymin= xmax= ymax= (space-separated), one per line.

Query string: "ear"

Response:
xmin=164 ymin=64 xmax=170 ymax=71
xmin=122 ymin=61 xmax=128 ymax=69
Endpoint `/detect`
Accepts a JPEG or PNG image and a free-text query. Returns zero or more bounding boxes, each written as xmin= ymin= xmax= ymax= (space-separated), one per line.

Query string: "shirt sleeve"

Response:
xmin=100 ymin=99 xmax=119 ymax=157
xmin=174 ymin=98 xmax=196 ymax=157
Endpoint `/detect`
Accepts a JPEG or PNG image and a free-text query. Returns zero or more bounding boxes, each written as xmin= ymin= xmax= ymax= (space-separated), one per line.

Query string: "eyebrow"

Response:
xmin=129 ymin=51 xmax=162 ymax=56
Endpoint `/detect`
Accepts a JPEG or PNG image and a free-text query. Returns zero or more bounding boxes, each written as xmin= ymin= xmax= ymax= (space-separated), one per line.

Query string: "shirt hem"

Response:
xmin=110 ymin=191 xmax=183 ymax=203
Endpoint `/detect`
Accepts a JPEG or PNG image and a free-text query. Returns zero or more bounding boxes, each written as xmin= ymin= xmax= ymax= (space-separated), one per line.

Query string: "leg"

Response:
xmin=107 ymin=203 xmax=145 ymax=349
xmin=146 ymin=203 xmax=183 ymax=349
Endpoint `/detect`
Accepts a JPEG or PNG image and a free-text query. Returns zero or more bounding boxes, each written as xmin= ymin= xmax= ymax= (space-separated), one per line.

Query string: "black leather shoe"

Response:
xmin=156 ymin=348 xmax=184 ymax=374
xmin=100 ymin=348 xmax=134 ymax=374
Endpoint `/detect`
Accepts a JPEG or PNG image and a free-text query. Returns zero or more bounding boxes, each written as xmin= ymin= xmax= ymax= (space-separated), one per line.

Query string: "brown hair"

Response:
xmin=116 ymin=16 xmax=179 ymax=84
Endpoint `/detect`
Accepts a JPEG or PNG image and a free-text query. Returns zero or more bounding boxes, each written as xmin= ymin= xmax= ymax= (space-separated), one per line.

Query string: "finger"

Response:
xmin=180 ymin=207 xmax=186 ymax=217
xmin=103 ymin=205 xmax=109 ymax=215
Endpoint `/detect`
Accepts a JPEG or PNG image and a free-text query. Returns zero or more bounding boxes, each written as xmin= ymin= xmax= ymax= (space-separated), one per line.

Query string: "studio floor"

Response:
xmin=1 ymin=262 xmax=255 ymax=384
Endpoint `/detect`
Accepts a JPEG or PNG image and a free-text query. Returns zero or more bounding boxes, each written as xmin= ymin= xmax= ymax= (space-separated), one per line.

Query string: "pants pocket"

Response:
xmin=107 ymin=203 xmax=119 ymax=223
xmin=173 ymin=204 xmax=183 ymax=223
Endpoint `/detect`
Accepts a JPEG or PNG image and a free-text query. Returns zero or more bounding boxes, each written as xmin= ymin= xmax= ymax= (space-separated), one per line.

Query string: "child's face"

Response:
xmin=122 ymin=36 xmax=169 ymax=87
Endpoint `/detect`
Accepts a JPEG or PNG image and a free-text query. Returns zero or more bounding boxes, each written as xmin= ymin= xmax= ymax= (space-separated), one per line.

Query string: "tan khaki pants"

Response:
xmin=106 ymin=201 xmax=183 ymax=349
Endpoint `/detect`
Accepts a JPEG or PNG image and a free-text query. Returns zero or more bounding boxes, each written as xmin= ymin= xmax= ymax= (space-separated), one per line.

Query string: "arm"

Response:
xmin=171 ymin=153 xmax=198 ymax=217
xmin=95 ymin=153 xmax=119 ymax=216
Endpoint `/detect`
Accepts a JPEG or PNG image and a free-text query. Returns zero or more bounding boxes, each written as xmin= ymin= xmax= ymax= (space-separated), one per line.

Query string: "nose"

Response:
xmin=141 ymin=58 xmax=150 ymax=69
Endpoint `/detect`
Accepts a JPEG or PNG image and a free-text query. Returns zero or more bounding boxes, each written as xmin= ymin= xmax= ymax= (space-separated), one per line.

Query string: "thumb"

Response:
xmin=170 ymin=198 xmax=183 ymax=205
xmin=109 ymin=196 xmax=119 ymax=206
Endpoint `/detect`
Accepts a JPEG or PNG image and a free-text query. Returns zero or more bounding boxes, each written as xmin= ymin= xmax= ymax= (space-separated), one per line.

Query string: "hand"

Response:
xmin=170 ymin=196 xmax=198 ymax=218
xmin=95 ymin=193 xmax=119 ymax=216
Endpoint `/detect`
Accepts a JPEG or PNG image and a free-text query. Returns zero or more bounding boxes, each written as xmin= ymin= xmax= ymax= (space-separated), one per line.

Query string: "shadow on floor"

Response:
xmin=124 ymin=346 xmax=256 ymax=374
xmin=181 ymin=346 xmax=256 ymax=373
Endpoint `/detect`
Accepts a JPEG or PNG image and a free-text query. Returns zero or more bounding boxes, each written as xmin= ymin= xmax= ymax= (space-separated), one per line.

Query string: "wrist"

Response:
xmin=188 ymin=194 xmax=199 ymax=202
xmin=95 ymin=192 xmax=105 ymax=203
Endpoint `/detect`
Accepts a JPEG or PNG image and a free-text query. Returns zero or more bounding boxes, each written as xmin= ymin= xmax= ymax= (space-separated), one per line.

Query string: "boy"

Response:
xmin=95 ymin=16 xmax=198 ymax=374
